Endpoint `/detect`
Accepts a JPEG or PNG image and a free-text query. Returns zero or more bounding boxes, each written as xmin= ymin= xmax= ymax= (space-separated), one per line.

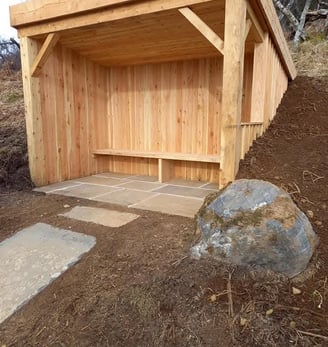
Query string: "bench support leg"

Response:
xmin=158 ymin=159 xmax=174 ymax=183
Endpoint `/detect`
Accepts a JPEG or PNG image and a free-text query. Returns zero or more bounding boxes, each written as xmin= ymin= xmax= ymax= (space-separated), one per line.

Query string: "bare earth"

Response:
xmin=0 ymin=76 xmax=327 ymax=346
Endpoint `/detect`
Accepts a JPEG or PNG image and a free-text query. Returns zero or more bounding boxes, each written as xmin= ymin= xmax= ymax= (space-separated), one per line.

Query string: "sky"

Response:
xmin=0 ymin=0 xmax=25 ymax=39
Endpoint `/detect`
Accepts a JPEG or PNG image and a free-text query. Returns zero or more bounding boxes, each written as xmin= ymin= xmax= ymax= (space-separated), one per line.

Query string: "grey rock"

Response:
xmin=192 ymin=179 xmax=318 ymax=278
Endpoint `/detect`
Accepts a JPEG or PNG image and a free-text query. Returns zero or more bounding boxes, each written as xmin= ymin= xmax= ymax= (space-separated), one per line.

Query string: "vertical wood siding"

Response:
xmin=39 ymin=45 xmax=223 ymax=184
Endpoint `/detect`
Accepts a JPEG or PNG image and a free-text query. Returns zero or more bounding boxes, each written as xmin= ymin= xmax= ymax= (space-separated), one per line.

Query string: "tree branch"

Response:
xmin=294 ymin=0 xmax=312 ymax=48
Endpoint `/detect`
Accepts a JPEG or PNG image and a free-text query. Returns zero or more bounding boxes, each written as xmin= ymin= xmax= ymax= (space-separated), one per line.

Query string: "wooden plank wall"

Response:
xmin=239 ymin=36 xmax=289 ymax=160
xmin=39 ymin=44 xmax=223 ymax=184
xmin=35 ymin=34 xmax=288 ymax=186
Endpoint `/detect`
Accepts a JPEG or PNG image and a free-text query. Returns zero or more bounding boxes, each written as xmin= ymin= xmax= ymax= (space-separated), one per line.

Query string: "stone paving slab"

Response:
xmin=128 ymin=175 xmax=158 ymax=182
xmin=34 ymin=180 xmax=82 ymax=193
xmin=35 ymin=173 xmax=219 ymax=218
xmin=75 ymin=176 xmax=130 ymax=186
xmin=95 ymin=172 xmax=133 ymax=179
xmin=0 ymin=223 xmax=96 ymax=324
xmin=118 ymin=181 xmax=165 ymax=191
xmin=200 ymin=182 xmax=220 ymax=190
xmin=94 ymin=189 xmax=157 ymax=206
xmin=166 ymin=178 xmax=206 ymax=188
xmin=53 ymin=184 xmax=122 ymax=199
xmin=132 ymin=194 xmax=204 ymax=218
xmin=153 ymin=185 xmax=217 ymax=199
xmin=60 ymin=206 xmax=139 ymax=227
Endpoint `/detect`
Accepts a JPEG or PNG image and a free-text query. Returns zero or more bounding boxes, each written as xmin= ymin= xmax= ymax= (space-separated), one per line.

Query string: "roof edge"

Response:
xmin=252 ymin=0 xmax=297 ymax=80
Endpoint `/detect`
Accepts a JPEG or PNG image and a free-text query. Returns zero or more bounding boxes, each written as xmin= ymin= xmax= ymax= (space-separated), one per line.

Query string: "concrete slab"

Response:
xmin=60 ymin=206 xmax=139 ymax=227
xmin=0 ymin=223 xmax=95 ymax=324
xmin=34 ymin=180 xmax=82 ymax=193
xmin=153 ymin=185 xmax=217 ymax=199
xmin=75 ymin=176 xmax=129 ymax=186
xmin=53 ymin=184 xmax=122 ymax=199
xmin=132 ymin=194 xmax=203 ymax=218
xmin=94 ymin=189 xmax=158 ymax=206
xmin=118 ymin=181 xmax=165 ymax=191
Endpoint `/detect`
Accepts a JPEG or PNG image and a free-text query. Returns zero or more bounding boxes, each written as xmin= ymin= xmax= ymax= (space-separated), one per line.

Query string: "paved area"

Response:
xmin=35 ymin=173 xmax=219 ymax=218
xmin=0 ymin=223 xmax=96 ymax=324
xmin=60 ymin=206 xmax=139 ymax=227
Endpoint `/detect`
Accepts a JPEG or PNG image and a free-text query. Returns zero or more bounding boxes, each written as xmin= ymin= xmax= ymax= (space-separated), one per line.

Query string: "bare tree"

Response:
xmin=0 ymin=37 xmax=21 ymax=71
xmin=294 ymin=0 xmax=313 ymax=47
xmin=274 ymin=0 xmax=328 ymax=46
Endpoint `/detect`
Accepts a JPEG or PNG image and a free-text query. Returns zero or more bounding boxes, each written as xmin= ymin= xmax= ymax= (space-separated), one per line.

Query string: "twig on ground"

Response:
xmin=296 ymin=330 xmax=328 ymax=341
xmin=274 ymin=304 xmax=328 ymax=319
xmin=171 ymin=255 xmax=188 ymax=267
xmin=303 ymin=170 xmax=324 ymax=183
xmin=227 ymin=271 xmax=234 ymax=318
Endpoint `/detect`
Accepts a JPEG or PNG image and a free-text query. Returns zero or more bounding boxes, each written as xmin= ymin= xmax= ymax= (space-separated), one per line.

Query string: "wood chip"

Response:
xmin=292 ymin=287 xmax=302 ymax=295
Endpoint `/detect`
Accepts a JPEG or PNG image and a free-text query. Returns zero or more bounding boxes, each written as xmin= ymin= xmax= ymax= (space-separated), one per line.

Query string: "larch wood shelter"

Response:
xmin=10 ymin=0 xmax=296 ymax=188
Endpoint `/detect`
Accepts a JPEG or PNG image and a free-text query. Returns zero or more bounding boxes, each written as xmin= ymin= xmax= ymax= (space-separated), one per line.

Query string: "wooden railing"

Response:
xmin=240 ymin=122 xmax=264 ymax=160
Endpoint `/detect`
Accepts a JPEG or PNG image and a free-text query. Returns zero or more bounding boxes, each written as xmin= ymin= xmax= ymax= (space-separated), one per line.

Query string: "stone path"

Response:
xmin=1 ymin=175 xmax=218 ymax=324
xmin=60 ymin=206 xmax=139 ymax=227
xmin=35 ymin=173 xmax=219 ymax=218
xmin=0 ymin=223 xmax=96 ymax=324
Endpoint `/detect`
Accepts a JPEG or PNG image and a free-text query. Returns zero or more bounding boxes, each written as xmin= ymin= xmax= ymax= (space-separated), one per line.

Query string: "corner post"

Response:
xmin=219 ymin=0 xmax=247 ymax=188
xmin=20 ymin=37 xmax=45 ymax=186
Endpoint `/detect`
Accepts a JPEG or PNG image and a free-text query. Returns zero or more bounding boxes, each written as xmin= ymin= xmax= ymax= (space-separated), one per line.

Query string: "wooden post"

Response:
xmin=250 ymin=33 xmax=269 ymax=122
xmin=219 ymin=0 xmax=247 ymax=188
xmin=20 ymin=37 xmax=45 ymax=186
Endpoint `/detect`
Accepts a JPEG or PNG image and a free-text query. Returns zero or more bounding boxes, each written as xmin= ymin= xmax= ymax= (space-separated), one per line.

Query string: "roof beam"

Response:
xmin=244 ymin=19 xmax=252 ymax=42
xmin=178 ymin=7 xmax=224 ymax=55
xmin=10 ymin=0 xmax=133 ymax=27
xmin=13 ymin=0 xmax=214 ymax=38
xmin=246 ymin=2 xmax=265 ymax=42
xmin=31 ymin=33 xmax=60 ymax=77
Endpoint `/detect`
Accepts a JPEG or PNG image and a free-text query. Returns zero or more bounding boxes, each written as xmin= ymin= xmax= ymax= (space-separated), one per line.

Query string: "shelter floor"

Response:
xmin=34 ymin=173 xmax=219 ymax=218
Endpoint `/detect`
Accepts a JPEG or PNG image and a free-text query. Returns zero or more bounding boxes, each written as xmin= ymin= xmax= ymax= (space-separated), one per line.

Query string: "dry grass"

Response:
xmin=291 ymin=39 xmax=328 ymax=77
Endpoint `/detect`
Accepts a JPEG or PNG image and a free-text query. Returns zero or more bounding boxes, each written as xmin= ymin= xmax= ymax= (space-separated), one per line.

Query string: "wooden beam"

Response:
xmin=10 ymin=0 xmax=133 ymax=27
xmin=13 ymin=0 xmax=214 ymax=38
xmin=250 ymin=0 xmax=297 ymax=79
xmin=159 ymin=159 xmax=175 ymax=182
xmin=20 ymin=37 xmax=45 ymax=185
xmin=244 ymin=19 xmax=252 ymax=42
xmin=31 ymin=33 xmax=60 ymax=77
xmin=246 ymin=2 xmax=265 ymax=42
xmin=178 ymin=7 xmax=224 ymax=55
xmin=219 ymin=0 xmax=247 ymax=188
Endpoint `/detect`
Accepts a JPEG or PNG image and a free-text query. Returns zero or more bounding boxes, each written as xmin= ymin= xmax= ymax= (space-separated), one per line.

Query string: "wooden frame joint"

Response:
xmin=31 ymin=33 xmax=60 ymax=77
xmin=246 ymin=2 xmax=264 ymax=42
xmin=178 ymin=7 xmax=224 ymax=55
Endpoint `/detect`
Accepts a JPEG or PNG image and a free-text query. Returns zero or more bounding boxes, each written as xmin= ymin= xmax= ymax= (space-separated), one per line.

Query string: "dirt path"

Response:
xmin=0 ymin=76 xmax=327 ymax=346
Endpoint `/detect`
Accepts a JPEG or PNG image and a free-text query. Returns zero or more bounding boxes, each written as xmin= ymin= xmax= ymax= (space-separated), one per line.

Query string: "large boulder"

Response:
xmin=192 ymin=179 xmax=318 ymax=278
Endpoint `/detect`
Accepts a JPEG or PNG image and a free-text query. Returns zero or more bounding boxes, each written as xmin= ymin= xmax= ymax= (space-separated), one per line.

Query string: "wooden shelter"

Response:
xmin=10 ymin=0 xmax=296 ymax=188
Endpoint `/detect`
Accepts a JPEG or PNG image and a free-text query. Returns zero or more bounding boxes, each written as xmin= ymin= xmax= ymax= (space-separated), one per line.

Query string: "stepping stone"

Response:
xmin=60 ymin=206 xmax=139 ymax=227
xmin=0 ymin=223 xmax=95 ymax=324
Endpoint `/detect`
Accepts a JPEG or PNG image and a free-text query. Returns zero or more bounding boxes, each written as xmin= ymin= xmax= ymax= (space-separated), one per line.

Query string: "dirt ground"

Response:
xmin=0 ymin=76 xmax=327 ymax=347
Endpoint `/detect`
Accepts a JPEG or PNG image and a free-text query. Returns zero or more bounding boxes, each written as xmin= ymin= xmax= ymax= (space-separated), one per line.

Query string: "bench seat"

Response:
xmin=92 ymin=149 xmax=220 ymax=182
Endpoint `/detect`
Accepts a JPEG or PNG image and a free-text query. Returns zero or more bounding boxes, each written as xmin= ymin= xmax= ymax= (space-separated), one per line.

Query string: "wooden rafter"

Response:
xmin=246 ymin=2 xmax=265 ymax=42
xmin=178 ymin=7 xmax=224 ymax=55
xmin=31 ymin=33 xmax=60 ymax=77
xmin=244 ymin=19 xmax=252 ymax=42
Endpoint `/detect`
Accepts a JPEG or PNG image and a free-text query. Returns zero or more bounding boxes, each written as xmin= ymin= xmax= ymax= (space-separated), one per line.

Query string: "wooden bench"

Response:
xmin=92 ymin=149 xmax=221 ymax=182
